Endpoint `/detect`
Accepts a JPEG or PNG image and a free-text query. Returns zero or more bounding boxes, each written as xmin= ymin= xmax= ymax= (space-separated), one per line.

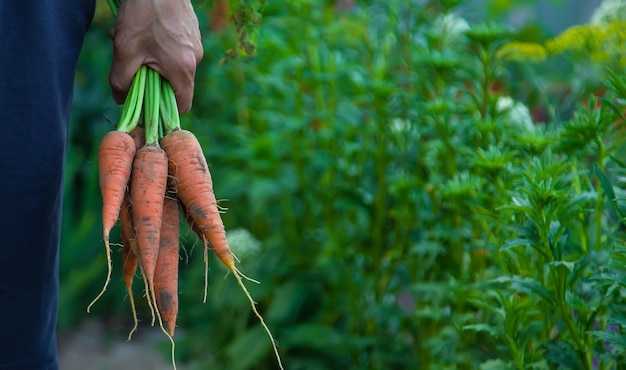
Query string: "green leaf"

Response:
xmin=492 ymin=276 xmax=556 ymax=306
xmin=525 ymin=359 xmax=551 ymax=370
xmin=225 ymin=326 xmax=273 ymax=370
xmin=548 ymin=260 xmax=575 ymax=273
xmin=607 ymin=315 xmax=626 ymax=329
xmin=500 ymin=238 xmax=531 ymax=252
xmin=564 ymin=290 xmax=584 ymax=311
xmin=594 ymin=163 xmax=616 ymax=200
xmin=463 ymin=323 xmax=502 ymax=337
xmin=589 ymin=330 xmax=626 ymax=351
xmin=609 ymin=154 xmax=626 ymax=169
xmin=594 ymin=163 xmax=626 ymax=219
xmin=282 ymin=323 xmax=346 ymax=350
xmin=266 ymin=281 xmax=315 ymax=324
xmin=568 ymin=252 xmax=592 ymax=286
xmin=598 ymin=97 xmax=626 ymax=123
xmin=544 ymin=342 xmax=585 ymax=370
xmin=479 ymin=359 xmax=516 ymax=370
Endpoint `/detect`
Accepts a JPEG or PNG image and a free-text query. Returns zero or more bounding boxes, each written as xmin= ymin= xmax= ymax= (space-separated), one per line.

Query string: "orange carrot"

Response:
xmin=120 ymin=194 xmax=137 ymax=289
xmin=89 ymin=130 xmax=136 ymax=312
xmin=160 ymin=130 xmax=233 ymax=269
xmin=120 ymin=192 xmax=139 ymax=340
xmin=128 ymin=125 xmax=146 ymax=151
xmin=130 ymin=144 xmax=169 ymax=291
xmin=160 ymin=129 xmax=284 ymax=370
xmin=121 ymin=125 xmax=145 ymax=294
xmin=122 ymin=124 xmax=157 ymax=333
xmin=154 ymin=195 xmax=180 ymax=337
xmin=161 ymin=130 xmax=230 ymax=303
xmin=100 ymin=129 xmax=137 ymax=237
xmin=121 ymin=125 xmax=146 ymax=295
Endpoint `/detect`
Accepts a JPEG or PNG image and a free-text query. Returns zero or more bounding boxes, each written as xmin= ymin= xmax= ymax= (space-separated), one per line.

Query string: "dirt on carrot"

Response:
xmin=161 ymin=129 xmax=284 ymax=370
xmin=160 ymin=130 xmax=232 ymax=268
xmin=92 ymin=35 xmax=282 ymax=367
xmin=130 ymin=144 xmax=169 ymax=295
xmin=120 ymin=191 xmax=139 ymax=340
xmin=153 ymin=194 xmax=180 ymax=337
xmin=89 ymin=130 xmax=137 ymax=313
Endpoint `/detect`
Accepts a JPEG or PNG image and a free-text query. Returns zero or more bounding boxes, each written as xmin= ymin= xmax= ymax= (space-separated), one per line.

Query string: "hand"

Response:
xmin=109 ymin=0 xmax=204 ymax=114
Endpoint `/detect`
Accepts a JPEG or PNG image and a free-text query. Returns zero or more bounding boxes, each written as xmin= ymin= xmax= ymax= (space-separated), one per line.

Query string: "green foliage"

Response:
xmin=62 ymin=0 xmax=626 ymax=369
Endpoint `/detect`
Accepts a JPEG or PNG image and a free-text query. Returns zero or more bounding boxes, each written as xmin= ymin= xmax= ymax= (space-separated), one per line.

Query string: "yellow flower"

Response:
xmin=545 ymin=24 xmax=603 ymax=55
xmin=496 ymin=41 xmax=547 ymax=63
xmin=543 ymin=20 xmax=626 ymax=68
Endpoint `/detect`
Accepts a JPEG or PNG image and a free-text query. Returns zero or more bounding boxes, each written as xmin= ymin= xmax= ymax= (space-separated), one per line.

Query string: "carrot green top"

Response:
xmin=108 ymin=0 xmax=181 ymax=142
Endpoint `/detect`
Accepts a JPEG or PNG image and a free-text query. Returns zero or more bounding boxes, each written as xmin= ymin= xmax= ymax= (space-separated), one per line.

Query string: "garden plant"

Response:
xmin=60 ymin=0 xmax=626 ymax=369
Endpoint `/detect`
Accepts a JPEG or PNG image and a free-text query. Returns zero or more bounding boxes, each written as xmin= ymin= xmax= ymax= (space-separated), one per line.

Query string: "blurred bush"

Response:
xmin=61 ymin=0 xmax=626 ymax=369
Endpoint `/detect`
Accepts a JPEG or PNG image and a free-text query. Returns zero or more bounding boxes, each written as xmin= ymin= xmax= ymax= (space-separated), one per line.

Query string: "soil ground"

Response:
xmin=57 ymin=319 xmax=186 ymax=370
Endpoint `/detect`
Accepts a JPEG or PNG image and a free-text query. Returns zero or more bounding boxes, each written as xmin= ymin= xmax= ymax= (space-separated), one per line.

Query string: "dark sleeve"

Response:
xmin=0 ymin=1 xmax=95 ymax=369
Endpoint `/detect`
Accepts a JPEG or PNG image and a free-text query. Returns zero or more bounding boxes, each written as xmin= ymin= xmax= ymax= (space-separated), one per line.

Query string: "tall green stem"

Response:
xmin=594 ymin=137 xmax=607 ymax=251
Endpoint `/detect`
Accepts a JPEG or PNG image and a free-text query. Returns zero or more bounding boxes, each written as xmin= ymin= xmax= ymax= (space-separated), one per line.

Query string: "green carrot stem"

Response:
xmin=159 ymin=91 xmax=169 ymax=119
xmin=118 ymin=65 xmax=147 ymax=133
xmin=107 ymin=0 xmax=176 ymax=139
xmin=117 ymin=71 xmax=140 ymax=131
xmin=158 ymin=109 xmax=164 ymax=139
xmin=159 ymin=86 xmax=171 ymax=133
xmin=107 ymin=0 xmax=121 ymax=15
xmin=161 ymin=81 xmax=180 ymax=134
xmin=144 ymin=68 xmax=161 ymax=144
xmin=128 ymin=66 xmax=148 ymax=130
xmin=167 ymin=82 xmax=180 ymax=130
xmin=117 ymin=91 xmax=134 ymax=129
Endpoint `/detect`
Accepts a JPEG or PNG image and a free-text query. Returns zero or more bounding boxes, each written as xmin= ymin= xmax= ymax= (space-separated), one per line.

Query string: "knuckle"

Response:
xmin=109 ymin=74 xmax=123 ymax=93
xmin=179 ymin=50 xmax=199 ymax=72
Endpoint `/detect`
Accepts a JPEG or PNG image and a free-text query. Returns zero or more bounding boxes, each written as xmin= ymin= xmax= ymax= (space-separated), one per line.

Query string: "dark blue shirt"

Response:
xmin=0 ymin=2 xmax=95 ymax=369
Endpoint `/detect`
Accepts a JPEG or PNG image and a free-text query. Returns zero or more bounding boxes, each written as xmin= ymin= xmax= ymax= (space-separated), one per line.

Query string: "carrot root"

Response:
xmin=160 ymin=129 xmax=283 ymax=368
xmin=130 ymin=144 xmax=168 ymax=325
xmin=92 ymin=131 xmax=137 ymax=312
xmin=120 ymin=190 xmax=140 ymax=339
xmin=150 ymin=277 xmax=177 ymax=370
xmin=231 ymin=267 xmax=284 ymax=370
xmin=87 ymin=238 xmax=113 ymax=313
xmin=154 ymin=195 xmax=180 ymax=336
xmin=140 ymin=264 xmax=157 ymax=326
xmin=203 ymin=238 xmax=209 ymax=303
xmin=126 ymin=284 xmax=139 ymax=341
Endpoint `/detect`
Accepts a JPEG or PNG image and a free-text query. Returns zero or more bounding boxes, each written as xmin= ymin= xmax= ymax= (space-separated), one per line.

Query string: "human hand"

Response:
xmin=109 ymin=0 xmax=204 ymax=114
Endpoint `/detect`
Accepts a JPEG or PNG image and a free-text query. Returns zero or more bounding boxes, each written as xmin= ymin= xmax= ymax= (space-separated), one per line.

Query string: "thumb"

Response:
xmin=109 ymin=47 xmax=144 ymax=105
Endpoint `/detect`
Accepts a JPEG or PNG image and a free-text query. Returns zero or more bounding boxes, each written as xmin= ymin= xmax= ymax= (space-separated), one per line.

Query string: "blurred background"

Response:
xmin=463 ymin=0 xmax=601 ymax=33
xmin=58 ymin=0 xmax=623 ymax=369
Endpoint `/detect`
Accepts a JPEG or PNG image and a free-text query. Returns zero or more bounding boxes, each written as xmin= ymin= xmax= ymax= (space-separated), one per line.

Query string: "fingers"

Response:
xmin=110 ymin=48 xmax=203 ymax=114
xmin=109 ymin=38 xmax=144 ymax=106
xmin=108 ymin=0 xmax=204 ymax=114
xmin=155 ymin=47 xmax=203 ymax=114
xmin=108 ymin=33 xmax=203 ymax=114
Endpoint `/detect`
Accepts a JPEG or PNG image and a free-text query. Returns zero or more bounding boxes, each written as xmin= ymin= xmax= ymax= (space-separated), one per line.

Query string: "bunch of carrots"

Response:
xmin=87 ymin=2 xmax=283 ymax=369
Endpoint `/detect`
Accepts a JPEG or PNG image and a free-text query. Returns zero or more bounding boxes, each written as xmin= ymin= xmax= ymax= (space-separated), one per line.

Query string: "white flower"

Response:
xmin=591 ymin=0 xmax=626 ymax=24
xmin=434 ymin=13 xmax=470 ymax=44
xmin=390 ymin=117 xmax=411 ymax=133
xmin=226 ymin=228 xmax=261 ymax=261
xmin=496 ymin=96 xmax=535 ymax=131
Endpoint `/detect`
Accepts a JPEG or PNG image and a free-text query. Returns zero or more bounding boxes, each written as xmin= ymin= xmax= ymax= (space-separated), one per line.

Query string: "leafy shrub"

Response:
xmin=62 ymin=0 xmax=626 ymax=369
